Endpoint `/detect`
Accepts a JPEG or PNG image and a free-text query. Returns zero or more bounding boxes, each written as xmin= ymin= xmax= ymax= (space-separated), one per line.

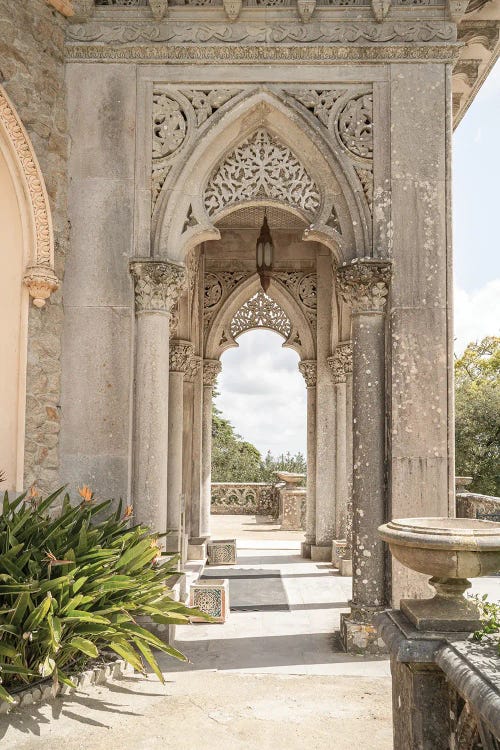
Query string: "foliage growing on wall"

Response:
xmin=455 ymin=336 xmax=500 ymax=496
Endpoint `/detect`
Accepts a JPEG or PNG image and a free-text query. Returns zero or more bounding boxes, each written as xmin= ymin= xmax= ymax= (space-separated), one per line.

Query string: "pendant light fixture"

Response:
xmin=256 ymin=209 xmax=274 ymax=293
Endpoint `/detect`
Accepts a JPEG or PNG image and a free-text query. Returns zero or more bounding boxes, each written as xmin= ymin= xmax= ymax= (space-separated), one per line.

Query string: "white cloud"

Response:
xmin=454 ymin=279 xmax=500 ymax=355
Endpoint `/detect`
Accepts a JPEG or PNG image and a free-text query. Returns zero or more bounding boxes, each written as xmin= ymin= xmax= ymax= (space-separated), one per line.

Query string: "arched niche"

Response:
xmin=205 ymin=273 xmax=316 ymax=362
xmin=153 ymin=90 xmax=370 ymax=265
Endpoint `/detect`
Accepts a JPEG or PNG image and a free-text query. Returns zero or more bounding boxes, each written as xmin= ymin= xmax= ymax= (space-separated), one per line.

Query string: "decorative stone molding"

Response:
xmin=289 ymin=88 xmax=344 ymax=128
xmin=149 ymin=0 xmax=168 ymax=19
xmin=204 ymin=128 xmax=321 ymax=219
xmin=338 ymin=94 xmax=373 ymax=159
xmin=203 ymin=358 xmax=222 ymax=386
xmin=354 ymin=166 xmax=374 ymax=213
xmin=274 ymin=271 xmax=317 ymax=328
xmin=223 ymin=0 xmax=242 ymax=19
xmin=327 ymin=341 xmax=353 ymax=383
xmin=298 ymin=359 xmax=317 ymax=387
xmin=230 ymin=290 xmax=292 ymax=340
xmin=336 ymin=259 xmax=392 ymax=313
xmin=371 ymin=0 xmax=391 ymax=22
xmin=211 ymin=482 xmax=279 ymax=515
xmin=129 ymin=259 xmax=187 ymax=314
xmin=185 ymin=353 xmax=202 ymax=382
xmin=181 ymin=88 xmax=239 ymax=127
xmin=70 ymin=0 xmax=96 ymax=22
xmin=0 ymin=86 xmax=60 ymax=308
xmin=169 ymin=340 xmax=195 ymax=373
xmin=297 ymin=0 xmax=317 ymax=22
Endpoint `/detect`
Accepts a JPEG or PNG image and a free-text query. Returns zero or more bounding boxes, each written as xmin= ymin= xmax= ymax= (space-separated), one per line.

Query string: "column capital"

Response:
xmin=130 ymin=259 xmax=186 ymax=315
xmin=169 ymin=340 xmax=195 ymax=374
xmin=298 ymin=360 xmax=317 ymax=388
xmin=184 ymin=354 xmax=202 ymax=383
xmin=203 ymin=359 xmax=222 ymax=387
xmin=327 ymin=341 xmax=353 ymax=384
xmin=336 ymin=258 xmax=392 ymax=313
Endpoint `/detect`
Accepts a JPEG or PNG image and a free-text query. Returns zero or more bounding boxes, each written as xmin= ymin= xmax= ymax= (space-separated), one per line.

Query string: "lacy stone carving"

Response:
xmin=203 ymin=270 xmax=249 ymax=332
xmin=169 ymin=340 xmax=195 ymax=373
xmin=211 ymin=483 xmax=279 ymax=516
xmin=130 ymin=260 xmax=187 ymax=314
xmin=274 ymin=271 xmax=317 ymax=327
xmin=203 ymin=358 xmax=222 ymax=386
xmin=336 ymin=259 xmax=392 ymax=312
xmin=327 ymin=341 xmax=353 ymax=383
xmin=185 ymin=354 xmax=202 ymax=383
xmin=152 ymin=93 xmax=188 ymax=207
xmin=354 ymin=166 xmax=374 ymax=213
xmin=338 ymin=94 xmax=373 ymax=159
xmin=288 ymin=88 xmax=344 ymax=128
xmin=298 ymin=360 xmax=317 ymax=387
xmin=204 ymin=128 xmax=321 ymax=219
xmin=231 ymin=290 xmax=292 ymax=340
xmin=181 ymin=88 xmax=238 ymax=126
xmin=0 ymin=87 xmax=59 ymax=308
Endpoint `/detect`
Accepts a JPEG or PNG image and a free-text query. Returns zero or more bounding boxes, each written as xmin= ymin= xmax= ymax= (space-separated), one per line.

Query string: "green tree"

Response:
xmin=211 ymin=404 xmax=263 ymax=482
xmin=455 ymin=336 xmax=500 ymax=496
xmin=260 ymin=450 xmax=307 ymax=482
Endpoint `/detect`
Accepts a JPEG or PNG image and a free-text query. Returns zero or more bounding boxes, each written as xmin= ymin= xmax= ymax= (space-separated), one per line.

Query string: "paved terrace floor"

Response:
xmin=4 ymin=515 xmax=497 ymax=750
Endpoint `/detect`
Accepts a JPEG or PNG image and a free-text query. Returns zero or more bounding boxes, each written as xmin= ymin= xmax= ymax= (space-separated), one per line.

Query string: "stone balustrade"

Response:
xmin=456 ymin=492 xmax=500 ymax=523
xmin=211 ymin=482 xmax=279 ymax=516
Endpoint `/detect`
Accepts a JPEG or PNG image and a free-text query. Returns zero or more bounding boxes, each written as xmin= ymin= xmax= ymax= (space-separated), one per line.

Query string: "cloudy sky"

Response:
xmin=215 ymin=63 xmax=500 ymax=458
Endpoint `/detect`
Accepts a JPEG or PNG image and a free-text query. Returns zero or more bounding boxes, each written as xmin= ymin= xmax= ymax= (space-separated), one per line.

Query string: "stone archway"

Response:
xmin=0 ymin=86 xmax=59 ymax=491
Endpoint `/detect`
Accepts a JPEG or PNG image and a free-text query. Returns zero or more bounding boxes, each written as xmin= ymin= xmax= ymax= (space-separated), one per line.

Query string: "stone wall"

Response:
xmin=0 ymin=0 xmax=68 ymax=492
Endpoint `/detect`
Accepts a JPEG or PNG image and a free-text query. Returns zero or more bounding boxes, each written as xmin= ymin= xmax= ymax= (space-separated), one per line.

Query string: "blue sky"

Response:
xmin=216 ymin=64 xmax=500 ymax=457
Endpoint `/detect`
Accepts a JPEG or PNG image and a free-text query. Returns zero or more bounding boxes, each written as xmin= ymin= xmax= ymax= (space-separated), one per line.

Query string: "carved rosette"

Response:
xmin=298 ymin=360 xmax=317 ymax=388
xmin=336 ymin=259 xmax=391 ymax=313
xmin=169 ymin=340 xmax=195 ymax=374
xmin=327 ymin=341 xmax=353 ymax=384
xmin=203 ymin=359 xmax=222 ymax=387
xmin=0 ymin=86 xmax=60 ymax=308
xmin=130 ymin=260 xmax=186 ymax=316
xmin=185 ymin=354 xmax=202 ymax=383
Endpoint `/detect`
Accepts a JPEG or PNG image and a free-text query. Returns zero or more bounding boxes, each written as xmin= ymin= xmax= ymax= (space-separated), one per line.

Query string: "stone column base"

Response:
xmin=187 ymin=537 xmax=208 ymax=561
xmin=332 ymin=539 xmax=348 ymax=567
xmin=339 ymin=558 xmax=353 ymax=577
xmin=340 ymin=608 xmax=388 ymax=655
xmin=311 ymin=544 xmax=332 ymax=562
xmin=301 ymin=541 xmax=312 ymax=559
xmin=165 ymin=531 xmax=182 ymax=556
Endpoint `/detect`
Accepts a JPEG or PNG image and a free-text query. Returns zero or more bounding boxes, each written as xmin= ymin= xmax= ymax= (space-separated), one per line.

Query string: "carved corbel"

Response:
xmin=223 ymin=0 xmax=242 ymax=21
xmin=24 ymin=266 xmax=60 ymax=309
xmin=69 ymin=0 xmax=95 ymax=23
xmin=297 ymin=0 xmax=316 ymax=23
xmin=371 ymin=0 xmax=391 ymax=22
xmin=447 ymin=0 xmax=469 ymax=23
xmin=149 ymin=0 xmax=168 ymax=20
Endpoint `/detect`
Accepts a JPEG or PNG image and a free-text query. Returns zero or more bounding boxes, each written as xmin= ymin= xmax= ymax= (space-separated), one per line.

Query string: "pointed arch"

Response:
xmin=153 ymin=89 xmax=370 ymax=265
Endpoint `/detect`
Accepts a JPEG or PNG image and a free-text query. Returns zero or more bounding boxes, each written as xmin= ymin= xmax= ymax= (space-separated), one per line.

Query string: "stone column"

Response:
xmin=200 ymin=359 xmax=222 ymax=540
xmin=166 ymin=340 xmax=194 ymax=554
xmin=336 ymin=258 xmax=392 ymax=653
xmin=298 ymin=360 xmax=317 ymax=558
xmin=328 ymin=342 xmax=352 ymax=546
xmin=183 ymin=354 xmax=202 ymax=540
xmin=129 ymin=260 xmax=186 ymax=549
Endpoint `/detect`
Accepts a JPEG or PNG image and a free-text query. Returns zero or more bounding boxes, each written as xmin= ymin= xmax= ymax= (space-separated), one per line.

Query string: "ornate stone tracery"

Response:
xmin=181 ymin=88 xmax=239 ymax=126
xmin=327 ymin=341 xmax=353 ymax=383
xmin=203 ymin=270 xmax=249 ymax=331
xmin=289 ymin=88 xmax=344 ymax=127
xmin=338 ymin=94 xmax=374 ymax=159
xmin=0 ymin=86 xmax=59 ymax=308
xmin=130 ymin=260 xmax=187 ymax=314
xmin=230 ymin=290 xmax=292 ymax=340
xmin=336 ymin=259 xmax=392 ymax=312
xmin=274 ymin=271 xmax=317 ymax=327
xmin=169 ymin=340 xmax=195 ymax=373
xmin=204 ymin=128 xmax=321 ymax=219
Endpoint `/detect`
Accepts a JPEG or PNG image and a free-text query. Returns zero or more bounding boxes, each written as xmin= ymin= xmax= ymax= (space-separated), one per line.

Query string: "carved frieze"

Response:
xmin=130 ymin=260 xmax=187 ymax=314
xmin=298 ymin=359 xmax=317 ymax=387
xmin=204 ymin=129 xmax=321 ymax=219
xmin=327 ymin=341 xmax=353 ymax=383
xmin=230 ymin=290 xmax=292 ymax=340
xmin=169 ymin=340 xmax=195 ymax=372
xmin=203 ymin=358 xmax=222 ymax=386
xmin=336 ymin=259 xmax=392 ymax=312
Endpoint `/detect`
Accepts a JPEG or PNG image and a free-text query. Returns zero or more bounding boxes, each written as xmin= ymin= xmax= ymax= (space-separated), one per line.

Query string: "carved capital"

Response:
xmin=169 ymin=340 xmax=194 ymax=374
xmin=298 ymin=360 xmax=317 ymax=388
xmin=203 ymin=359 xmax=222 ymax=387
xmin=336 ymin=259 xmax=391 ymax=313
xmin=149 ymin=0 xmax=168 ymax=21
xmin=23 ymin=266 xmax=60 ymax=309
xmin=327 ymin=342 xmax=353 ymax=384
xmin=130 ymin=260 xmax=186 ymax=315
xmin=185 ymin=354 xmax=202 ymax=383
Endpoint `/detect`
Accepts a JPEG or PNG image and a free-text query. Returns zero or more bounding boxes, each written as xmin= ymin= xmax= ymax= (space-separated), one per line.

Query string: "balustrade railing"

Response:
xmin=211 ymin=482 xmax=280 ymax=516
xmin=457 ymin=492 xmax=500 ymax=523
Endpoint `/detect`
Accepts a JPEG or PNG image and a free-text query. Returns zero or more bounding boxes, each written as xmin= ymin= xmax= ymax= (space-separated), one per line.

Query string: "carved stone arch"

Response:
xmin=153 ymin=89 xmax=370 ymax=265
xmin=0 ymin=85 xmax=59 ymax=307
xmin=205 ymin=273 xmax=315 ymax=361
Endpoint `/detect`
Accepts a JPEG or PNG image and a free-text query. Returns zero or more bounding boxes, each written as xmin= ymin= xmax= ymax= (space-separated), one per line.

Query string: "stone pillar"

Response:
xmin=166 ymin=340 xmax=194 ymax=554
xmin=336 ymin=259 xmax=392 ymax=653
xmin=200 ymin=359 xmax=221 ymax=540
xmin=130 ymin=260 xmax=186 ymax=549
xmin=298 ymin=360 xmax=317 ymax=558
xmin=183 ymin=354 xmax=202 ymax=540
xmin=328 ymin=342 xmax=352 ymax=545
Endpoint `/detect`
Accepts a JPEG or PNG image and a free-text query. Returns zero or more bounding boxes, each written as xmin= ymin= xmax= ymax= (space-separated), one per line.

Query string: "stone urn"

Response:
xmin=378 ymin=517 xmax=500 ymax=632
xmin=274 ymin=471 xmax=305 ymax=489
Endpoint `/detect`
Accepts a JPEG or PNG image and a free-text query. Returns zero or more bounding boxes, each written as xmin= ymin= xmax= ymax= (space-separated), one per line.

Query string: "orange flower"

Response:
xmin=28 ymin=485 xmax=39 ymax=499
xmin=78 ymin=485 xmax=93 ymax=503
xmin=123 ymin=505 xmax=133 ymax=520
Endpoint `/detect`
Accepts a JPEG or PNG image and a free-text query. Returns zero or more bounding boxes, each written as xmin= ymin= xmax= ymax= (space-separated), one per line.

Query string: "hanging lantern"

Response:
xmin=256 ymin=211 xmax=274 ymax=293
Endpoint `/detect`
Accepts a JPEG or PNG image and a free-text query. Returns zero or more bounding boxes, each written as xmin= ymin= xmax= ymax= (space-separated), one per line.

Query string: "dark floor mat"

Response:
xmin=201 ymin=567 xmax=290 ymax=612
